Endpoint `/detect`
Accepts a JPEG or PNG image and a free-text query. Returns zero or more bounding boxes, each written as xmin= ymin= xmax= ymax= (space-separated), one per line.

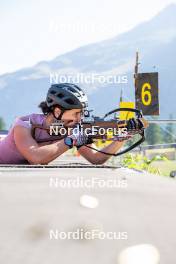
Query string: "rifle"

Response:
xmin=31 ymin=108 xmax=149 ymax=156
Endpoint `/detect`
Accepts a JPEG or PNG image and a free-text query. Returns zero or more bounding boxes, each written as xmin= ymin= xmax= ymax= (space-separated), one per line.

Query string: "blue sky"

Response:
xmin=0 ymin=0 xmax=176 ymax=74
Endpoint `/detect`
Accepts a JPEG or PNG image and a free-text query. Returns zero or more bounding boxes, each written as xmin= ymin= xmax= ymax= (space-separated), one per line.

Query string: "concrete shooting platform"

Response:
xmin=0 ymin=156 xmax=176 ymax=264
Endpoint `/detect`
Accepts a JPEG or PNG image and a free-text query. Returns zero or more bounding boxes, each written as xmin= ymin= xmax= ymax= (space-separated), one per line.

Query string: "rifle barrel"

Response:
xmin=147 ymin=119 xmax=176 ymax=124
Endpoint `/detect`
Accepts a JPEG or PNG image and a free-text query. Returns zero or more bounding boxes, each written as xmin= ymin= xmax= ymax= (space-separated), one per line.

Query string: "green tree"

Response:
xmin=145 ymin=123 xmax=163 ymax=145
xmin=164 ymin=114 xmax=176 ymax=143
xmin=0 ymin=117 xmax=5 ymax=130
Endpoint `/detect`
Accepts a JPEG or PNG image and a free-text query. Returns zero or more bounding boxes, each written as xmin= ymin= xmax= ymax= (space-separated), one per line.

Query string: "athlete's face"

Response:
xmin=54 ymin=107 xmax=83 ymax=127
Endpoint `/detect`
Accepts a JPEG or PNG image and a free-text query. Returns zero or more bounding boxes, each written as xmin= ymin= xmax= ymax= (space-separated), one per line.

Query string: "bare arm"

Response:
xmin=77 ymin=141 xmax=125 ymax=165
xmin=14 ymin=126 xmax=69 ymax=164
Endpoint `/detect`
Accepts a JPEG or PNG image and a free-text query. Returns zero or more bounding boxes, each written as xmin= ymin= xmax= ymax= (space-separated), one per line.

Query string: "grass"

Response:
xmin=151 ymin=160 xmax=176 ymax=176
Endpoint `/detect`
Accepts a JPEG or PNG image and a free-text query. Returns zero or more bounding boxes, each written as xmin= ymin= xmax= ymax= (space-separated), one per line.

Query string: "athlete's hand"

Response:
xmin=126 ymin=118 xmax=144 ymax=131
xmin=69 ymin=126 xmax=93 ymax=147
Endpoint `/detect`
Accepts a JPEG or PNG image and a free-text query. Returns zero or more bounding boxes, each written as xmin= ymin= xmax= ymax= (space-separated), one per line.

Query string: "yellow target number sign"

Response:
xmin=141 ymin=82 xmax=152 ymax=106
xmin=135 ymin=72 xmax=159 ymax=115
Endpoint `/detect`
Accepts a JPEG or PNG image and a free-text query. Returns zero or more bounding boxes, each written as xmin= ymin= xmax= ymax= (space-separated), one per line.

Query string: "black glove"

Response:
xmin=76 ymin=136 xmax=94 ymax=149
xmin=69 ymin=125 xmax=94 ymax=149
xmin=127 ymin=118 xmax=144 ymax=131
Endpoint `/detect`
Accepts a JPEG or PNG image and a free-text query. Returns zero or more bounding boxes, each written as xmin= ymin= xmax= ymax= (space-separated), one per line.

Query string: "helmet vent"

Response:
xmin=68 ymin=87 xmax=76 ymax=93
xmin=75 ymin=85 xmax=81 ymax=91
xmin=65 ymin=98 xmax=75 ymax=105
xmin=50 ymin=90 xmax=57 ymax=95
xmin=57 ymin=93 xmax=64 ymax=98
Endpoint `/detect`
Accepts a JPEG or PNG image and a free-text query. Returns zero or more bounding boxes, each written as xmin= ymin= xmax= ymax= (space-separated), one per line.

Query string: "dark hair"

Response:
xmin=38 ymin=101 xmax=53 ymax=115
xmin=38 ymin=101 xmax=65 ymax=115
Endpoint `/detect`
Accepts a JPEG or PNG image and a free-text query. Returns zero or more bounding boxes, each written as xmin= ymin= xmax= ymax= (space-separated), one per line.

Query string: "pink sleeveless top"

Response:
xmin=0 ymin=113 xmax=49 ymax=164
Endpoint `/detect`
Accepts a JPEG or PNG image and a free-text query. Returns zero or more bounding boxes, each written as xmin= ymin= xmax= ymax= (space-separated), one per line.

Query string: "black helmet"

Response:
xmin=46 ymin=83 xmax=88 ymax=109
